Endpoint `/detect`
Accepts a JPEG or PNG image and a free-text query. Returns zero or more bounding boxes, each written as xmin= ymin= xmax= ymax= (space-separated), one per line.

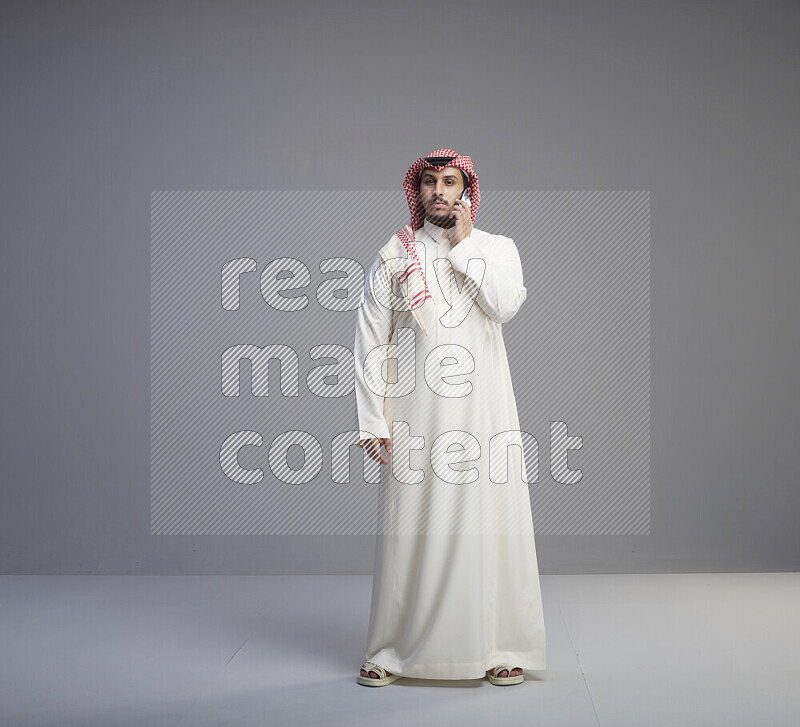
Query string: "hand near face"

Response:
xmin=450 ymin=199 xmax=473 ymax=245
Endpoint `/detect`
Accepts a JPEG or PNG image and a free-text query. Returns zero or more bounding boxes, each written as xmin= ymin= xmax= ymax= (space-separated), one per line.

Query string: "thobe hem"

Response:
xmin=364 ymin=648 xmax=546 ymax=680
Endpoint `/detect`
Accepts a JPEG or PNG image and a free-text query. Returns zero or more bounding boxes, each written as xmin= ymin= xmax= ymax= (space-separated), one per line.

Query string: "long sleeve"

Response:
xmin=353 ymin=251 xmax=394 ymax=443
xmin=445 ymin=234 xmax=527 ymax=324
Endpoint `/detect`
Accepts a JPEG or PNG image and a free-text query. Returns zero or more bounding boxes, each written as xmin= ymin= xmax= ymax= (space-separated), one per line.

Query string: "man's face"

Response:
xmin=418 ymin=166 xmax=466 ymax=226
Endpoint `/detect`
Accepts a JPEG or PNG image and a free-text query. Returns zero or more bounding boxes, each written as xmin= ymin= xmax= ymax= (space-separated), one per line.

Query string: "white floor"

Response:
xmin=0 ymin=573 xmax=797 ymax=726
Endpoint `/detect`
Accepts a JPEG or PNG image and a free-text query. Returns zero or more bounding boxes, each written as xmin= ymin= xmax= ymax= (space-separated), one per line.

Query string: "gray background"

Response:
xmin=1 ymin=0 xmax=797 ymax=574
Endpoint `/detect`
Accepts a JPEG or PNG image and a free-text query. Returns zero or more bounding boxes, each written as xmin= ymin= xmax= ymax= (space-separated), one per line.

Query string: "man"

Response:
xmin=353 ymin=148 xmax=546 ymax=686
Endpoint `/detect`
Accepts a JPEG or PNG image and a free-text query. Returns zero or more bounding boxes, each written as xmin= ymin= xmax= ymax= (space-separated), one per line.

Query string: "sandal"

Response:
xmin=486 ymin=665 xmax=524 ymax=686
xmin=357 ymin=661 xmax=402 ymax=687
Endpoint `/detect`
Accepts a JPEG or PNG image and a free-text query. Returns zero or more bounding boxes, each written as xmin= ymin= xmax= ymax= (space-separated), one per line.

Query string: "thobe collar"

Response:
xmin=420 ymin=218 xmax=456 ymax=246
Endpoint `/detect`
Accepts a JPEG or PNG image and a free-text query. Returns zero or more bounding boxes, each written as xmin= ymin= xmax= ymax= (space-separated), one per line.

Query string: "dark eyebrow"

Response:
xmin=421 ymin=172 xmax=460 ymax=180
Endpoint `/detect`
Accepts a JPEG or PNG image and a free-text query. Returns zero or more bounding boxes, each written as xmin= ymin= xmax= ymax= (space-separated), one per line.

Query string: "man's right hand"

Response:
xmin=358 ymin=437 xmax=392 ymax=465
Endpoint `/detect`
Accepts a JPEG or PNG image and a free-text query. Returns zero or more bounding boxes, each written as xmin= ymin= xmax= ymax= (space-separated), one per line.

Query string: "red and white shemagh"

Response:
xmin=391 ymin=148 xmax=481 ymax=335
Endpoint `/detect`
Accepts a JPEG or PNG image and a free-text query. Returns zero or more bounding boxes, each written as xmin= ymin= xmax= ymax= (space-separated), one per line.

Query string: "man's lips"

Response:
xmin=432 ymin=202 xmax=447 ymax=208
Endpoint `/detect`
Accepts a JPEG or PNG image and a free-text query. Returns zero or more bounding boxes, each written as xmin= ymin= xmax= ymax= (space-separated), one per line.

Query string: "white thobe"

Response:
xmin=353 ymin=218 xmax=546 ymax=679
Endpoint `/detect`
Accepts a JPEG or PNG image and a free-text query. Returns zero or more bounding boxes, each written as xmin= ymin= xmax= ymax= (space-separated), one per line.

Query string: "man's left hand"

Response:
xmin=450 ymin=199 xmax=473 ymax=245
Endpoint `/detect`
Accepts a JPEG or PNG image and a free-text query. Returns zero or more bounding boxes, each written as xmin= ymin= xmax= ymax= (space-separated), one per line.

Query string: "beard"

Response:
xmin=420 ymin=199 xmax=455 ymax=227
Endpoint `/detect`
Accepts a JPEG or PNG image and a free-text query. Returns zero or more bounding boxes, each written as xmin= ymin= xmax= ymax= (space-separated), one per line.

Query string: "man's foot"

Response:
xmin=486 ymin=665 xmax=524 ymax=685
xmin=361 ymin=666 xmax=394 ymax=679
xmin=358 ymin=661 xmax=401 ymax=686
xmin=490 ymin=667 xmax=522 ymax=678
